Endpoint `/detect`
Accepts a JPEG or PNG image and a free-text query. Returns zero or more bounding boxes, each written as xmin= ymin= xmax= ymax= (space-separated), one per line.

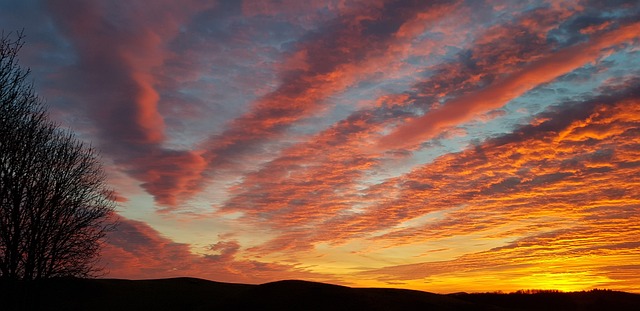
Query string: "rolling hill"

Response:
xmin=1 ymin=277 xmax=638 ymax=310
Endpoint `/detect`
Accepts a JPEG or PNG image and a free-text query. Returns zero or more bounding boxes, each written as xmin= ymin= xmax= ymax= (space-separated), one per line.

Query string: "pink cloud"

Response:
xmin=46 ymin=0 xmax=215 ymax=207
xmin=378 ymin=22 xmax=640 ymax=150
xmin=128 ymin=150 xmax=208 ymax=207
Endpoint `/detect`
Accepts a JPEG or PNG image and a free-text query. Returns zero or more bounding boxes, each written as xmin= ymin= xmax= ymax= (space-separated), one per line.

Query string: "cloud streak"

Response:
xmin=378 ymin=21 xmax=640 ymax=150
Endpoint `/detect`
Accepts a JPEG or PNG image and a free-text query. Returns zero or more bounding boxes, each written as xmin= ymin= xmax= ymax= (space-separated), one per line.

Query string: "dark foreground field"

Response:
xmin=1 ymin=277 xmax=639 ymax=311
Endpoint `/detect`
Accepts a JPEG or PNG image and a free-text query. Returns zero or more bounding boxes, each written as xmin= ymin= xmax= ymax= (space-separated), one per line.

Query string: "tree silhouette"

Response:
xmin=0 ymin=32 xmax=117 ymax=280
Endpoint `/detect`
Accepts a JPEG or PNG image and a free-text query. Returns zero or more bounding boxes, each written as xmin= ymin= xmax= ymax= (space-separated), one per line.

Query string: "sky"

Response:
xmin=1 ymin=0 xmax=639 ymax=293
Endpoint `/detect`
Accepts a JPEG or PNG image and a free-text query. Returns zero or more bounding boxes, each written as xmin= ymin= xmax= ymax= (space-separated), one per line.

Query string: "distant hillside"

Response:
xmin=1 ymin=277 xmax=638 ymax=311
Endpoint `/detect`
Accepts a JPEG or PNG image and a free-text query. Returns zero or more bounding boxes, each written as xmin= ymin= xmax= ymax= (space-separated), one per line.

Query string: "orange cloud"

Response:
xmin=11 ymin=0 xmax=640 ymax=293
xmin=378 ymin=22 xmax=640 ymax=150
xmin=341 ymin=85 xmax=640 ymax=291
xmin=221 ymin=3 xmax=589 ymax=254
xmin=225 ymin=77 xmax=640 ymax=292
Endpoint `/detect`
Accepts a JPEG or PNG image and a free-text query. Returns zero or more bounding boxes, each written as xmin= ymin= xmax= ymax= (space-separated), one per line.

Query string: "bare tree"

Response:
xmin=0 ymin=32 xmax=117 ymax=280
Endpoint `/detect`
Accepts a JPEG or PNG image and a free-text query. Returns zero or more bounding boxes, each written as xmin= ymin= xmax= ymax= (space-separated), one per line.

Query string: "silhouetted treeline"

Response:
xmin=452 ymin=288 xmax=640 ymax=311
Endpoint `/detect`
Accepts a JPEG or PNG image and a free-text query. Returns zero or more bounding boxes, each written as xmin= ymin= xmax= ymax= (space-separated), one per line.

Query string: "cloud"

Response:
xmin=5 ymin=0 xmax=640 ymax=292
xmin=234 ymin=75 xmax=640 ymax=267
xmin=42 ymin=0 xmax=463 ymax=207
xmin=42 ymin=0 xmax=219 ymax=207
xmin=103 ymin=217 xmax=197 ymax=277
xmin=127 ymin=149 xmax=208 ymax=207
xmin=359 ymin=218 xmax=640 ymax=291
xmin=109 ymin=190 xmax=129 ymax=203
xmin=198 ymin=0 xmax=460 ymax=172
xmin=205 ymin=240 xmax=241 ymax=262
xmin=366 ymin=82 xmax=640 ymax=243
xmin=45 ymin=0 xmax=198 ymax=145
xmin=38 ymin=0 xmax=581 ymax=208
xmin=102 ymin=216 xmax=344 ymax=284
xmin=378 ymin=21 xmax=640 ymax=150
xmin=217 ymin=2 xmax=591 ymax=253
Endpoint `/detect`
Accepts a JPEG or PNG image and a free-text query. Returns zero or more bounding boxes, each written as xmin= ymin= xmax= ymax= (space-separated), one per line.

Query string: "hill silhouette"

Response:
xmin=1 ymin=277 xmax=638 ymax=310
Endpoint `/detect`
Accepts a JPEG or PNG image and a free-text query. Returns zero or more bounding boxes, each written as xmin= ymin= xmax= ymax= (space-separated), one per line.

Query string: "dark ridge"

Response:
xmin=226 ymin=279 xmax=490 ymax=311
xmin=1 ymin=277 xmax=639 ymax=311
xmin=0 ymin=277 xmax=254 ymax=311
xmin=452 ymin=290 xmax=640 ymax=311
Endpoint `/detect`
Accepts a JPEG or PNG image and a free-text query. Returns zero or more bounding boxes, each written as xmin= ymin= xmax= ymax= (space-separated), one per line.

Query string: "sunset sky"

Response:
xmin=1 ymin=0 xmax=639 ymax=293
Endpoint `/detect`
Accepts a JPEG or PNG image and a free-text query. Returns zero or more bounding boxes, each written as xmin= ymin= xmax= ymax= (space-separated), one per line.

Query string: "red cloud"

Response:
xmin=102 ymin=216 xmax=344 ymax=284
xmin=128 ymin=150 xmax=207 ymax=207
xmin=236 ymin=79 xmax=640 ymax=258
